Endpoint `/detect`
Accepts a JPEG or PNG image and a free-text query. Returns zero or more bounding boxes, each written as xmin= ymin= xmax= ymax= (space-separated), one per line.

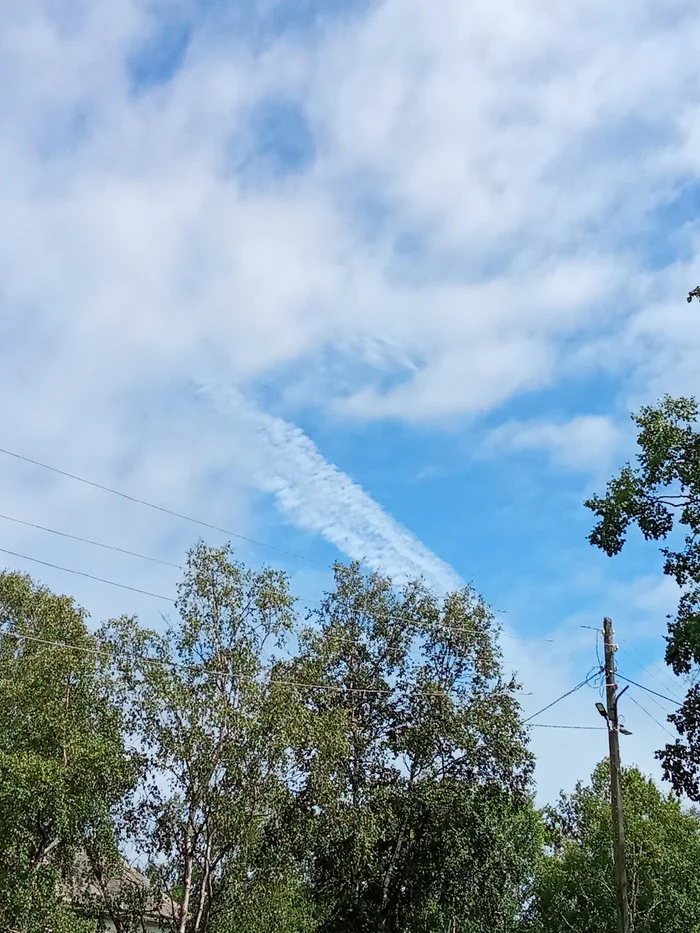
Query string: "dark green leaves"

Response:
xmin=270 ymin=562 xmax=536 ymax=933
xmin=525 ymin=761 xmax=700 ymax=933
xmin=586 ymin=395 xmax=700 ymax=800
xmin=0 ymin=571 xmax=133 ymax=932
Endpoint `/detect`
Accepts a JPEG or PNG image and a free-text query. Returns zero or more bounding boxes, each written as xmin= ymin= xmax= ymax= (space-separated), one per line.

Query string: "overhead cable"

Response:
xmin=523 ymin=670 xmax=602 ymax=723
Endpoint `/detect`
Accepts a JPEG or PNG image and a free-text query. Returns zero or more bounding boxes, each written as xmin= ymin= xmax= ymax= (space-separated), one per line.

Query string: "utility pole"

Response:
xmin=603 ymin=616 xmax=631 ymax=933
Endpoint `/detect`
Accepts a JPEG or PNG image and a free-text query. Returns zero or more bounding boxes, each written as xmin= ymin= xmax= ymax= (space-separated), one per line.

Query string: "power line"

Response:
xmin=0 ymin=513 xmax=536 ymax=652
xmin=0 ymin=445 xmax=326 ymax=567
xmin=0 ymin=445 xmax=538 ymax=628
xmin=626 ymin=691 xmax=676 ymax=739
xmin=529 ymin=723 xmax=606 ymax=731
xmin=0 ymin=512 xmax=183 ymax=570
xmin=523 ymin=670 xmax=602 ymax=723
xmin=297 ymin=610 xmax=528 ymax=659
xmin=646 ymin=662 xmax=686 ymax=701
xmin=0 ymin=531 xmax=533 ymax=676
xmin=616 ymin=673 xmax=683 ymax=707
xmin=0 ymin=547 xmax=175 ymax=602
xmin=0 ymin=448 xmax=511 ymax=633
xmin=635 ymin=686 xmax=676 ymax=720
xmin=618 ymin=641 xmax=683 ymax=703
xmin=0 ymin=445 xmax=570 ymax=657
xmin=0 ymin=629 xmax=525 ymax=702
xmin=617 ymin=650 xmax=679 ymax=721
xmin=0 ymin=532 xmax=509 ymax=647
xmin=1 ymin=629 xmax=114 ymax=659
xmin=0 ymin=446 xmax=560 ymax=651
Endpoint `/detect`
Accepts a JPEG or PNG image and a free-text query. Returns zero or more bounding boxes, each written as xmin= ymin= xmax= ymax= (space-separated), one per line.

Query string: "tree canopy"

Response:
xmin=586 ymin=395 xmax=700 ymax=798
xmin=0 ymin=571 xmax=135 ymax=933
xmin=99 ymin=542 xmax=299 ymax=933
xmin=270 ymin=562 xmax=538 ymax=932
xmin=2 ymin=542 xmax=699 ymax=931
xmin=525 ymin=761 xmax=700 ymax=932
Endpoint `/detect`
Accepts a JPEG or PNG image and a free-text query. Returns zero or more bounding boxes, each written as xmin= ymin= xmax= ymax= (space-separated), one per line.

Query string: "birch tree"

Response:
xmin=102 ymin=542 xmax=297 ymax=933
xmin=269 ymin=562 xmax=538 ymax=933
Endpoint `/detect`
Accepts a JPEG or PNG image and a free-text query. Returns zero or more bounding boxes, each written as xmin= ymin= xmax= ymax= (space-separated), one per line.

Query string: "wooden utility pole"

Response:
xmin=603 ymin=617 xmax=631 ymax=933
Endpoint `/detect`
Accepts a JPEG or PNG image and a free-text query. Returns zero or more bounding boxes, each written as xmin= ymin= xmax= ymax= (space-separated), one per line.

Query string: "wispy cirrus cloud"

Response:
xmin=484 ymin=415 xmax=624 ymax=472
xmin=202 ymin=385 xmax=462 ymax=591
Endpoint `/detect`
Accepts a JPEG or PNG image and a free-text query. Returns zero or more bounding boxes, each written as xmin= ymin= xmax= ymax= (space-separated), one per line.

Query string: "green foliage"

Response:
xmin=525 ymin=761 xmax=700 ymax=933
xmin=17 ymin=547 xmax=692 ymax=931
xmin=271 ymin=562 xmax=538 ymax=932
xmin=100 ymin=541 xmax=299 ymax=933
xmin=215 ymin=863 xmax=318 ymax=933
xmin=0 ymin=570 xmax=133 ymax=932
xmin=586 ymin=394 xmax=700 ymax=798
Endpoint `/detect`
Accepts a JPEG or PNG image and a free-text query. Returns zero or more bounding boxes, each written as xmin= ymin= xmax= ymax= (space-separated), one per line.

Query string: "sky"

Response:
xmin=1 ymin=0 xmax=700 ymax=804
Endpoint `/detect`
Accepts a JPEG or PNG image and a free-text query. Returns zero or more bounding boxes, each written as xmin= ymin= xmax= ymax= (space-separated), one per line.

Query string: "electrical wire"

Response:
xmin=1 ymin=629 xmax=112 ymax=659
xmin=0 ymin=513 xmax=545 ymax=652
xmin=626 ymin=691 xmax=677 ymax=739
xmin=0 ymin=446 xmax=563 ymax=651
xmin=0 ymin=536 xmax=534 ymax=680
xmin=615 ymin=673 xmax=683 ymax=707
xmin=617 ymin=649 xmax=679 ymax=721
xmin=1 ymin=629 xmax=607 ymax=731
xmin=0 ymin=518 xmax=472 ymax=636
xmin=0 ymin=512 xmax=183 ymax=570
xmin=1 ymin=456 xmax=681 ymax=741
xmin=0 ymin=445 xmax=326 ymax=567
xmin=523 ymin=669 xmax=602 ymax=723
xmin=618 ymin=640 xmax=684 ymax=703
xmin=0 ymin=445 xmax=538 ymax=630
xmin=529 ymin=723 xmax=606 ymax=731
xmin=0 ymin=534 xmax=517 ymax=648
xmin=0 ymin=629 xmax=526 ymax=701
xmin=0 ymin=547 xmax=175 ymax=602
xmin=636 ymin=687 xmax=675 ymax=720
xmin=580 ymin=626 xmax=608 ymax=700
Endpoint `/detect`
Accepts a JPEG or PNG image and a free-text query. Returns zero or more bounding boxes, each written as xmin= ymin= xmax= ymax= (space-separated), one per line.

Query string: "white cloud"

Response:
xmin=202 ymin=386 xmax=462 ymax=592
xmin=299 ymin=0 xmax=700 ymax=418
xmin=485 ymin=415 xmax=623 ymax=471
xmin=2 ymin=0 xmax=700 ymax=449
xmin=1 ymin=2 xmax=700 ymax=803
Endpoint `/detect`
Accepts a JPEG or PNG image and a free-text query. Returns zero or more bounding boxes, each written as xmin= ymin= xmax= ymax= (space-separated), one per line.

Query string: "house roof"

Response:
xmin=73 ymin=852 xmax=179 ymax=922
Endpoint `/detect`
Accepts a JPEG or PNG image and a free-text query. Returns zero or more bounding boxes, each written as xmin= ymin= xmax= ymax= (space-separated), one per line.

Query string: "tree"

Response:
xmin=214 ymin=861 xmax=317 ymax=933
xmin=585 ymin=395 xmax=700 ymax=798
xmin=271 ymin=562 xmax=539 ymax=933
xmin=525 ymin=761 xmax=700 ymax=932
xmin=0 ymin=570 xmax=136 ymax=933
xmin=101 ymin=542 xmax=300 ymax=933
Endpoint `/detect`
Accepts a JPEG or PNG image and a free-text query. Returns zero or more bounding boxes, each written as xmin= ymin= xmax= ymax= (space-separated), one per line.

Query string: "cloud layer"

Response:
xmin=4 ymin=0 xmax=700 ymax=444
xmin=1 ymin=0 xmax=700 ymax=798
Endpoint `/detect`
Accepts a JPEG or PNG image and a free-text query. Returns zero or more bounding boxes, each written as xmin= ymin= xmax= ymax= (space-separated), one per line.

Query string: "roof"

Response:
xmin=72 ymin=852 xmax=179 ymax=922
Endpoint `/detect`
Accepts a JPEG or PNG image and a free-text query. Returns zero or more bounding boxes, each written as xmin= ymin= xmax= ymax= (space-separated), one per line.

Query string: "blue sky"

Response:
xmin=1 ymin=0 xmax=700 ymax=801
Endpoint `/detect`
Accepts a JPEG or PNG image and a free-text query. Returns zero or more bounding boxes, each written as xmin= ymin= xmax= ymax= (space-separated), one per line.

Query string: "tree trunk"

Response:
xmin=179 ymin=834 xmax=194 ymax=933
xmin=192 ymin=832 xmax=214 ymax=933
